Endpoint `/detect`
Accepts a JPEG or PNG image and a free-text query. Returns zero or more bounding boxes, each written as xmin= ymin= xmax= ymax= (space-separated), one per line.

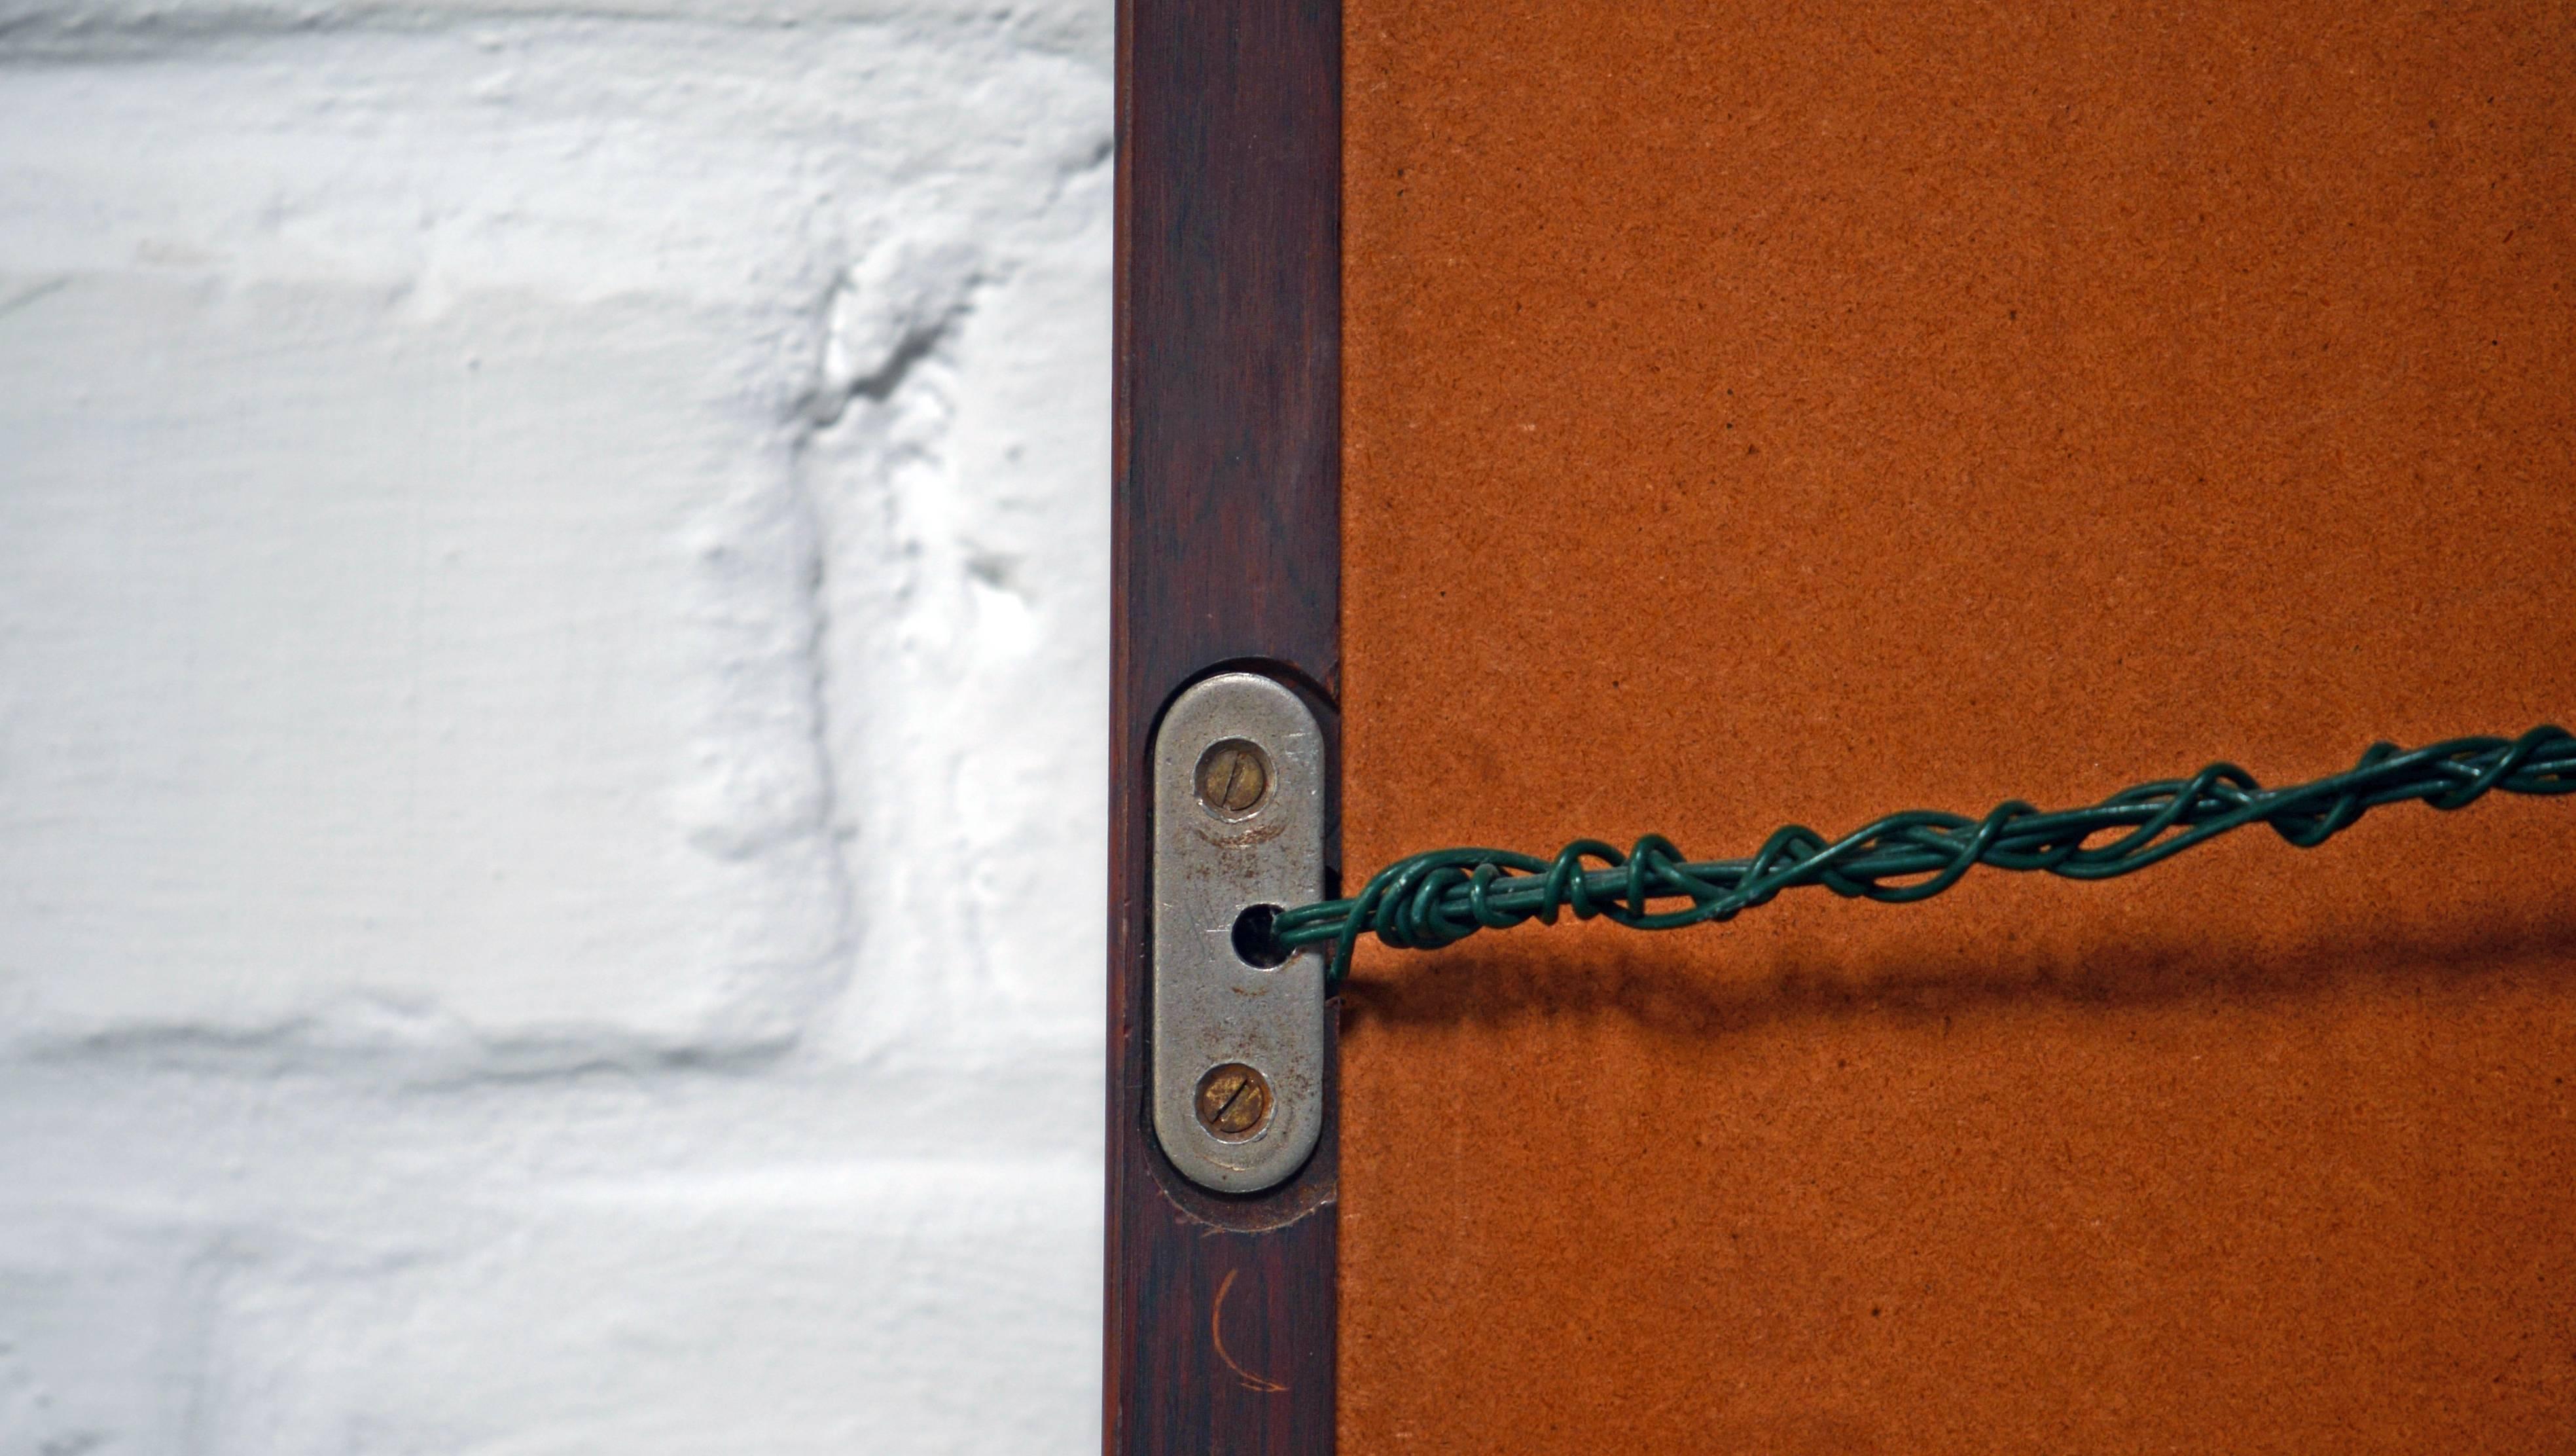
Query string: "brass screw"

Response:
xmin=1194 ymin=739 xmax=1270 ymax=816
xmin=1195 ymin=1063 xmax=1272 ymax=1138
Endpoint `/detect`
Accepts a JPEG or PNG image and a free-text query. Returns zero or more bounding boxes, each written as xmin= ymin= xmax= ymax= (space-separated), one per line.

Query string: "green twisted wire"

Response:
xmin=1275 ymin=725 xmax=2576 ymax=983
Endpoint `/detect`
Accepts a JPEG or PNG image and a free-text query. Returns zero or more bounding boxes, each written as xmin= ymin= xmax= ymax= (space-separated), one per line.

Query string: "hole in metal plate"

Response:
xmin=1230 ymin=903 xmax=1291 ymax=969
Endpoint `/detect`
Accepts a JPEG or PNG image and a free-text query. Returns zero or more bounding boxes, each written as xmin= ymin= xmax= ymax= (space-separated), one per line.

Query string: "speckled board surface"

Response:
xmin=1337 ymin=3 xmax=2576 ymax=1449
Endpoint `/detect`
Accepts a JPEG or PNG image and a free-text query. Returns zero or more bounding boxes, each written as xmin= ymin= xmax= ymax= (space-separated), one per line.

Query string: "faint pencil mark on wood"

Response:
xmin=1211 ymin=1268 xmax=1289 ymax=1394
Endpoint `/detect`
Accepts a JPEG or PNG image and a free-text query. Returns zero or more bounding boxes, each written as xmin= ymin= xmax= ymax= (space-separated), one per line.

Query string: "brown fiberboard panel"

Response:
xmin=1338 ymin=2 xmax=2576 ymax=1449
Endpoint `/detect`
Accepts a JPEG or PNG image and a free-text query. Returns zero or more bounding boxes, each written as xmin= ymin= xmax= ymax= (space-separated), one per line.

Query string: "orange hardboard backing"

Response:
xmin=1336 ymin=3 xmax=2576 ymax=1451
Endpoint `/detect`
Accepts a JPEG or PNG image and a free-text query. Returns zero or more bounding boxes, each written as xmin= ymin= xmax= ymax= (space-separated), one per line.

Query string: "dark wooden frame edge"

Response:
xmin=1106 ymin=0 xmax=1342 ymax=1450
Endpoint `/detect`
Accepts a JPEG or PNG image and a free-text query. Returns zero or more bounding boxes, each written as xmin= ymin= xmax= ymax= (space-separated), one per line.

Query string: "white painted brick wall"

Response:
xmin=0 ymin=4 xmax=1109 ymax=1449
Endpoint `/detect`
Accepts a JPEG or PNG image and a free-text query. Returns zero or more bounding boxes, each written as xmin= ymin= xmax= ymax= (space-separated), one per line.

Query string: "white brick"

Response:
xmin=0 ymin=20 xmax=1111 ymax=1055
xmin=195 ymin=1163 xmax=1100 ymax=1455
xmin=1 ymin=1057 xmax=1103 ymax=1452
xmin=0 ymin=3 xmax=1111 ymax=1448
xmin=0 ymin=274 xmax=848 ymax=1049
xmin=0 ymin=1216 xmax=205 ymax=1454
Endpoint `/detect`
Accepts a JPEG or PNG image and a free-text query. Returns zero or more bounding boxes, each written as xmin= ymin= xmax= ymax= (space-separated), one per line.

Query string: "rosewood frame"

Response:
xmin=1105 ymin=0 xmax=1342 ymax=1451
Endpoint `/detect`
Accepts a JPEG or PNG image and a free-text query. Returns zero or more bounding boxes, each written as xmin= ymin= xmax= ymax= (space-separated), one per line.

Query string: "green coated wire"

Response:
xmin=1274 ymin=725 xmax=2576 ymax=984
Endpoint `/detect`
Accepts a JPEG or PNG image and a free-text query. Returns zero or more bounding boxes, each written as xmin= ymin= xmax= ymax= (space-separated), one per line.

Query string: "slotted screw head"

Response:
xmin=1194 ymin=739 xmax=1271 ymax=817
xmin=1194 ymin=1063 xmax=1272 ymax=1138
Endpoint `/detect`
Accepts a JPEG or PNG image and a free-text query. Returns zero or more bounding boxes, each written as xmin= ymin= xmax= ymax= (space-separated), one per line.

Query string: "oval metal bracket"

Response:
xmin=1150 ymin=672 xmax=1328 ymax=1194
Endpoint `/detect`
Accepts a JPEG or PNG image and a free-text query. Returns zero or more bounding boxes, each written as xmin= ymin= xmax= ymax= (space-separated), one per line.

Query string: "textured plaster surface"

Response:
xmin=0 ymin=4 xmax=1107 ymax=1449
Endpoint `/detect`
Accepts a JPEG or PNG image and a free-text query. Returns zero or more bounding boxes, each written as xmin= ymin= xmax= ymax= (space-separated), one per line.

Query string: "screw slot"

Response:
xmin=1194 ymin=1062 xmax=1273 ymax=1140
xmin=1193 ymin=738 xmax=1271 ymax=818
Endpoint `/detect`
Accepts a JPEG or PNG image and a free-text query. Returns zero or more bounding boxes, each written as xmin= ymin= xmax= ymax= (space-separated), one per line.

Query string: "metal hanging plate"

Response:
xmin=1150 ymin=672 xmax=1328 ymax=1194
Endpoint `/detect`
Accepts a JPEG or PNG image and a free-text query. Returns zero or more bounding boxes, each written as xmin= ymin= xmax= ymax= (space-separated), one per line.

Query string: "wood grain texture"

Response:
xmin=1338 ymin=1 xmax=2576 ymax=1449
xmin=1107 ymin=0 xmax=1340 ymax=1450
